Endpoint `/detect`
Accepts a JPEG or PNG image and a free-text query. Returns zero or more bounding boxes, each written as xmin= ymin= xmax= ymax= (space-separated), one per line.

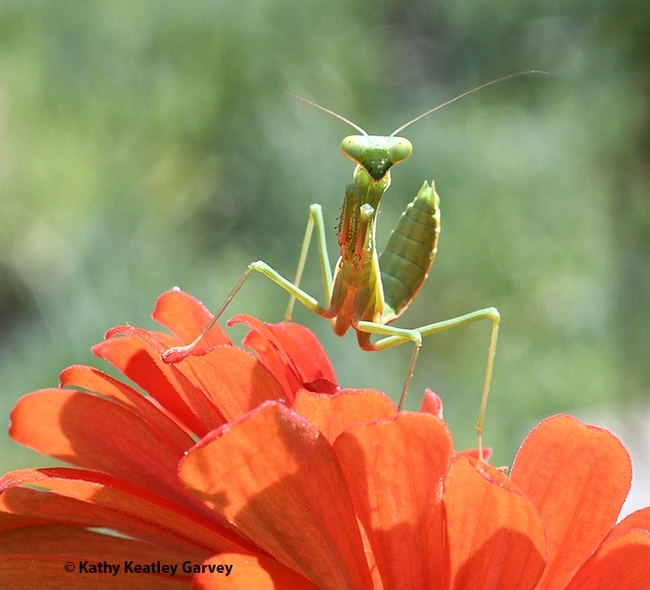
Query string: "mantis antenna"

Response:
xmin=286 ymin=70 xmax=548 ymax=137
xmin=284 ymin=92 xmax=369 ymax=136
xmin=390 ymin=70 xmax=548 ymax=136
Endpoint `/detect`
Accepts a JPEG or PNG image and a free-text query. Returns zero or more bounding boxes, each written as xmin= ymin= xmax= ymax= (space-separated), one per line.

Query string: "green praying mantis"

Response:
xmin=165 ymin=71 xmax=545 ymax=453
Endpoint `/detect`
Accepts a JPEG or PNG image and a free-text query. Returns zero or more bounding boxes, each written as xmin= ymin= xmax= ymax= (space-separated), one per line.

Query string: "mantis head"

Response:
xmin=341 ymin=135 xmax=413 ymax=181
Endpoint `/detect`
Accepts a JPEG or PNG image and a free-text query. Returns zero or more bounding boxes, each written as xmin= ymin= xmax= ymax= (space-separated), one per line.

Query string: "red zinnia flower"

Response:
xmin=0 ymin=289 xmax=339 ymax=587
xmin=1 ymin=289 xmax=649 ymax=589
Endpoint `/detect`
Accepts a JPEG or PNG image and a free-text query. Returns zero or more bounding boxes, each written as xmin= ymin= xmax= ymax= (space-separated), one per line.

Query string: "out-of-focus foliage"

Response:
xmin=1 ymin=0 xmax=649 ymax=480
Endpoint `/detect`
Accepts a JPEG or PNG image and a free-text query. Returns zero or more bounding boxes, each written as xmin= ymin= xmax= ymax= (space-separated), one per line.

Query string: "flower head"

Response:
xmin=2 ymin=289 xmax=649 ymax=589
xmin=0 ymin=289 xmax=339 ymax=587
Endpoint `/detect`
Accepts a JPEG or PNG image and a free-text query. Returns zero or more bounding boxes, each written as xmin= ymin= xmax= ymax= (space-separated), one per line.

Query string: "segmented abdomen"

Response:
xmin=378 ymin=181 xmax=440 ymax=322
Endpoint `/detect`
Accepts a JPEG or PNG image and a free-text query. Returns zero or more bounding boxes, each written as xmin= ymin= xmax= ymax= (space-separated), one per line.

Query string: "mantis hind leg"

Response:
xmin=356 ymin=307 xmax=500 ymax=457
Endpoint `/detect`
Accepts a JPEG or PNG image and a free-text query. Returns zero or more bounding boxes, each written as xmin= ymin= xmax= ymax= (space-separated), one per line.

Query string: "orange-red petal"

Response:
xmin=244 ymin=321 xmax=337 ymax=387
xmin=192 ymin=554 xmax=321 ymax=590
xmin=510 ymin=415 xmax=632 ymax=590
xmin=333 ymin=412 xmax=452 ymax=590
xmin=152 ymin=288 xmax=231 ymax=347
xmin=420 ymin=388 xmax=444 ymax=418
xmin=294 ymin=388 xmax=397 ymax=444
xmin=169 ymin=346 xmax=288 ymax=422
xmin=59 ymin=365 xmax=195 ymax=449
xmin=564 ymin=529 xmax=650 ymax=590
xmin=179 ymin=401 xmax=373 ymax=590
xmin=443 ymin=457 xmax=546 ymax=590
xmin=94 ymin=327 xmax=222 ymax=436
xmin=0 ymin=467 xmax=253 ymax=555
xmin=10 ymin=390 xmax=195 ymax=506
xmin=228 ymin=315 xmax=304 ymax=399
xmin=605 ymin=506 xmax=650 ymax=542
xmin=562 ymin=506 xmax=650 ymax=589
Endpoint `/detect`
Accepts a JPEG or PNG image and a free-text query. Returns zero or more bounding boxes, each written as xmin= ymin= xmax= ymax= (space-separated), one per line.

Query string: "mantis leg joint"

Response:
xmin=249 ymin=260 xmax=269 ymax=271
xmin=486 ymin=307 xmax=501 ymax=322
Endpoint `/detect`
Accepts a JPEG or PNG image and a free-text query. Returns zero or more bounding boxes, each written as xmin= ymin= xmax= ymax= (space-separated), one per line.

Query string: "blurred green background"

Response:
xmin=1 ymin=1 xmax=649 ymax=510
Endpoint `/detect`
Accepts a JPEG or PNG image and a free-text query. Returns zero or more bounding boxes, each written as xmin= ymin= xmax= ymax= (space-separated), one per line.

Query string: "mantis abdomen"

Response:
xmin=378 ymin=181 xmax=440 ymax=322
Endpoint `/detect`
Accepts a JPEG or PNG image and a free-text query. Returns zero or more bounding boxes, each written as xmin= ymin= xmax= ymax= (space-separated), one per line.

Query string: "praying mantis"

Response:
xmin=165 ymin=71 xmax=544 ymax=452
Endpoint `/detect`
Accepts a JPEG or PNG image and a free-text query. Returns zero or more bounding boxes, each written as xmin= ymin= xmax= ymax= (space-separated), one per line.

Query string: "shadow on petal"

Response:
xmin=451 ymin=528 xmax=546 ymax=590
xmin=179 ymin=402 xmax=373 ymax=590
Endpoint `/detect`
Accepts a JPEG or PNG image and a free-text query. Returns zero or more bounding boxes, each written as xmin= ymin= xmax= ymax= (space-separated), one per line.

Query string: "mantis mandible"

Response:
xmin=165 ymin=71 xmax=545 ymax=453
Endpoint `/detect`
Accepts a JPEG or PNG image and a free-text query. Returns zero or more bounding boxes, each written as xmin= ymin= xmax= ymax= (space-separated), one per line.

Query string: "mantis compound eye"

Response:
xmin=341 ymin=135 xmax=369 ymax=164
xmin=388 ymin=137 xmax=413 ymax=166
